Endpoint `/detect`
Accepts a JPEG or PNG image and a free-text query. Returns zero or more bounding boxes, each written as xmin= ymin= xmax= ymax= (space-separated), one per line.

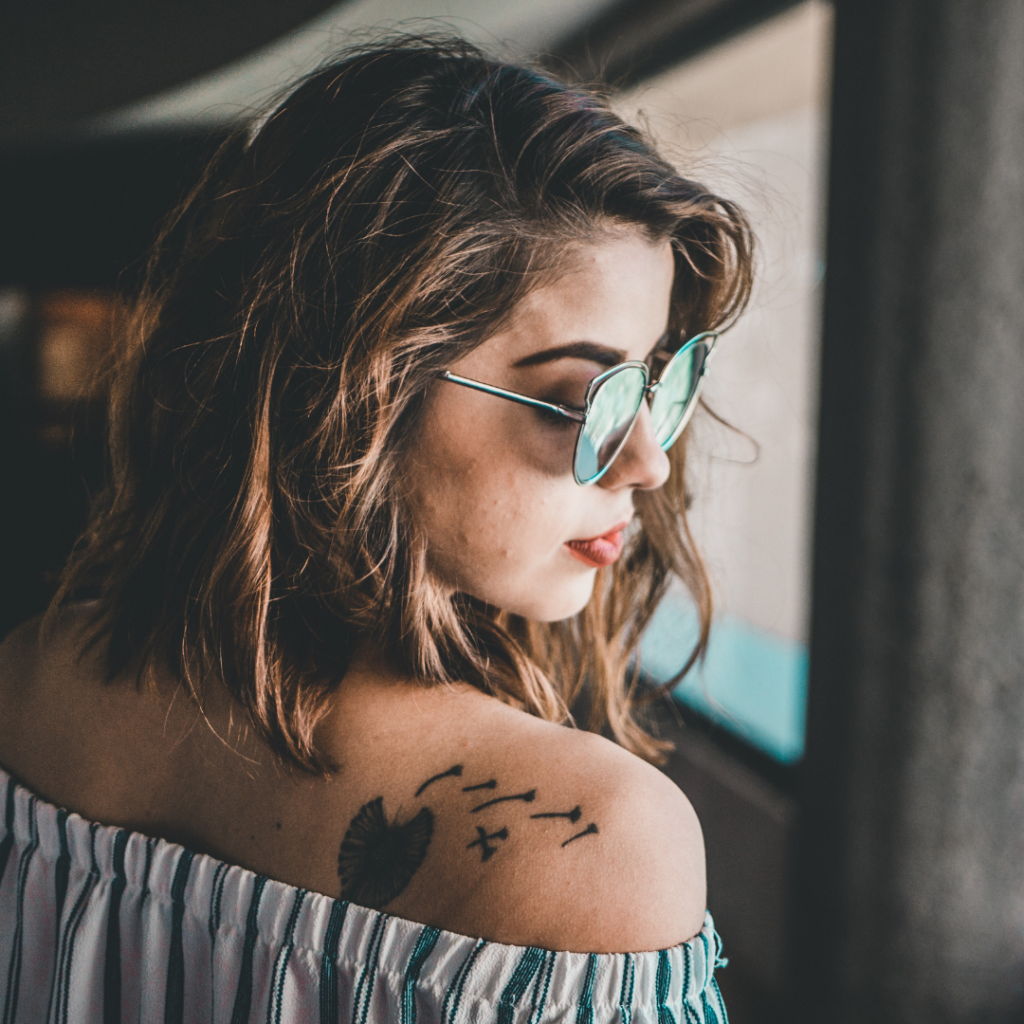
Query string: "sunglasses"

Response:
xmin=438 ymin=331 xmax=718 ymax=485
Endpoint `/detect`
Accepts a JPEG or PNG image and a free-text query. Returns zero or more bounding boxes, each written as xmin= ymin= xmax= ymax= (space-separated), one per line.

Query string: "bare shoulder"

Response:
xmin=0 ymin=614 xmax=43 ymax=739
xmin=381 ymin=698 xmax=706 ymax=954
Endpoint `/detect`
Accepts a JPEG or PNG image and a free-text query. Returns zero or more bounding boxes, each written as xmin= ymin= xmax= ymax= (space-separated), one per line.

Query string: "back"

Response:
xmin=0 ymin=763 xmax=728 ymax=1023
xmin=0 ymin=608 xmax=706 ymax=956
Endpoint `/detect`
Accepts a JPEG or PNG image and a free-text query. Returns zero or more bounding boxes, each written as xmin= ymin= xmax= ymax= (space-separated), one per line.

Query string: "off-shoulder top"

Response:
xmin=0 ymin=767 xmax=729 ymax=1023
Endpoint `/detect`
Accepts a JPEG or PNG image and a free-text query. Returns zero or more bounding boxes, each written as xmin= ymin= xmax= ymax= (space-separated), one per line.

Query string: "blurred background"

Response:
xmin=2 ymin=0 xmax=1021 ymax=1020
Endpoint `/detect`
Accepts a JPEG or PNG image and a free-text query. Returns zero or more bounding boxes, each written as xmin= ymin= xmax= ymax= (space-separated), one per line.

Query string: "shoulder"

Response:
xmin=0 ymin=605 xmax=108 ymax=783
xmin=0 ymin=614 xmax=42 ymax=741
xmin=380 ymin=697 xmax=706 ymax=953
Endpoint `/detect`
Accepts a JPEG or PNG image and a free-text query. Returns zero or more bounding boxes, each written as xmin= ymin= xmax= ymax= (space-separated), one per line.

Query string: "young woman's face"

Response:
xmin=408 ymin=230 xmax=676 ymax=622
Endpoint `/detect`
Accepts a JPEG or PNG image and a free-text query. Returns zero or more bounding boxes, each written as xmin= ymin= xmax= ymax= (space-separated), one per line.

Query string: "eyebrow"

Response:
xmin=512 ymin=333 xmax=672 ymax=370
xmin=512 ymin=341 xmax=626 ymax=369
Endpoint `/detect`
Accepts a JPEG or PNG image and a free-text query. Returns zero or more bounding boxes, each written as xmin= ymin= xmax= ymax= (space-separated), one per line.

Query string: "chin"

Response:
xmin=503 ymin=573 xmax=596 ymax=623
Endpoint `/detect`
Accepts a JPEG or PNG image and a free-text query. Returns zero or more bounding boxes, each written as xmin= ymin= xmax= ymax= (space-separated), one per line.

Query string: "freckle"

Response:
xmin=275 ymin=822 xmax=282 ymax=830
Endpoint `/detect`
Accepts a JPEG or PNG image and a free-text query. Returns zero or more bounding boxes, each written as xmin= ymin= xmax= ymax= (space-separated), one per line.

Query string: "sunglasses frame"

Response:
xmin=438 ymin=330 xmax=719 ymax=485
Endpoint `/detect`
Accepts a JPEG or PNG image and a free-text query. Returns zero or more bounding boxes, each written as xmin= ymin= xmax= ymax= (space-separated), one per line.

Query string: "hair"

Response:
xmin=50 ymin=37 xmax=754 ymax=773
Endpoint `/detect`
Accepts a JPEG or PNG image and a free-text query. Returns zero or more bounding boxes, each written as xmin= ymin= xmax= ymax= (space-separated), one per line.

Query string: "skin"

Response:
xmin=408 ymin=230 xmax=673 ymax=621
xmin=0 ymin=229 xmax=707 ymax=953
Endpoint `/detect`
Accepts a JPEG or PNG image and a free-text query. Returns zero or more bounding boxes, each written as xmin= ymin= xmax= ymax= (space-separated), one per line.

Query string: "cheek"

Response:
xmin=408 ymin=396 xmax=580 ymax=598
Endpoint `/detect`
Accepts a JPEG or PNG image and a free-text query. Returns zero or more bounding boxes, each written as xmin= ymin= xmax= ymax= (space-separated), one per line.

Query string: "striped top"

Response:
xmin=0 ymin=767 xmax=729 ymax=1023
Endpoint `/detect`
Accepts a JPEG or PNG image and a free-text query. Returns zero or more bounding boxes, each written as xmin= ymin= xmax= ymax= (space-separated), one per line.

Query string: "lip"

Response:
xmin=565 ymin=521 xmax=629 ymax=568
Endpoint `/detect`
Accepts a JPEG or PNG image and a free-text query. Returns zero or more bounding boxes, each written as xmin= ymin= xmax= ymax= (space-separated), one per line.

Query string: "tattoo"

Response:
xmin=530 ymin=805 xmax=582 ymax=824
xmin=461 ymin=779 xmax=498 ymax=792
xmin=471 ymin=789 xmax=537 ymax=813
xmin=337 ymin=797 xmax=434 ymax=907
xmin=467 ymin=825 xmax=509 ymax=862
xmin=414 ymin=764 xmax=464 ymax=797
xmin=561 ymin=822 xmax=599 ymax=848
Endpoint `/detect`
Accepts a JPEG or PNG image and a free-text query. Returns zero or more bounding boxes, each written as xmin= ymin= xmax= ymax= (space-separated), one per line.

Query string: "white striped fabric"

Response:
xmin=0 ymin=768 xmax=730 ymax=1023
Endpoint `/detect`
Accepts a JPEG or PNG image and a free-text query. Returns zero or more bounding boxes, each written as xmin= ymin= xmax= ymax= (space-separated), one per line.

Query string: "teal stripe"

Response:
xmin=528 ymin=951 xmax=555 ymax=1024
xmin=352 ymin=914 xmax=388 ymax=1024
xmin=208 ymin=861 xmax=229 ymax=940
xmin=574 ymin=953 xmax=598 ymax=1024
xmin=208 ymin=860 xmax=230 ymax=1023
xmin=441 ymin=939 xmax=486 ymax=1024
xmin=230 ymin=875 xmax=269 ymax=1024
xmin=45 ymin=809 xmax=70 ymax=1024
xmin=0 ymin=778 xmax=15 ymax=890
xmin=698 ymin=934 xmax=720 ymax=1024
xmin=318 ymin=900 xmax=349 ymax=1024
xmin=400 ymin=926 xmax=441 ymax=1024
xmin=656 ymin=950 xmax=676 ymax=1024
xmin=680 ymin=945 xmax=699 ymax=1024
xmin=141 ymin=837 xmax=155 ymax=896
xmin=618 ymin=953 xmax=635 ymax=1024
xmin=164 ymin=848 xmax=196 ymax=1024
xmin=497 ymin=946 xmax=545 ymax=1024
xmin=710 ymin=977 xmax=729 ymax=1024
xmin=53 ymin=824 xmax=100 ymax=1024
xmin=102 ymin=828 xmax=128 ymax=1024
xmin=267 ymin=888 xmax=307 ymax=1024
xmin=2 ymin=795 xmax=38 ymax=1024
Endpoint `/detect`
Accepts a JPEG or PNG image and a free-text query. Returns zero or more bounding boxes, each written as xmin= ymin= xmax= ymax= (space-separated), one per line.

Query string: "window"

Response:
xmin=619 ymin=1 xmax=832 ymax=764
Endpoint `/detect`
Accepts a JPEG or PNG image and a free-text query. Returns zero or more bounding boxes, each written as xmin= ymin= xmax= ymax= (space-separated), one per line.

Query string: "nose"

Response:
xmin=597 ymin=402 xmax=670 ymax=491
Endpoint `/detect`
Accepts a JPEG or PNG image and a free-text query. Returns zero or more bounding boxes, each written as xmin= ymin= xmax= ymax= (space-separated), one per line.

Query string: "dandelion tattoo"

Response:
xmin=471 ymin=790 xmax=536 ymax=813
xmin=468 ymin=826 xmax=510 ymax=862
xmin=414 ymin=764 xmax=464 ymax=798
xmin=561 ymin=823 xmax=599 ymax=848
xmin=530 ymin=806 xmax=582 ymax=824
xmin=461 ymin=779 xmax=498 ymax=793
xmin=337 ymin=798 xmax=434 ymax=907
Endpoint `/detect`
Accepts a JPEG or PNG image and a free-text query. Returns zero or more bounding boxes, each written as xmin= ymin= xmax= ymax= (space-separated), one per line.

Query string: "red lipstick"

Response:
xmin=565 ymin=523 xmax=627 ymax=568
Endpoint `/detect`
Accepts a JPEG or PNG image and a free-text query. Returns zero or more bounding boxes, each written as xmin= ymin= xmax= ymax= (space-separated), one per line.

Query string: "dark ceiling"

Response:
xmin=0 ymin=0 xmax=338 ymax=149
xmin=0 ymin=0 xmax=806 ymax=288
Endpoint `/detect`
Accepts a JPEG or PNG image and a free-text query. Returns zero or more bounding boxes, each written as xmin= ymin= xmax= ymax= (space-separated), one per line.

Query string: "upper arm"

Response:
xmin=400 ymin=730 xmax=707 ymax=954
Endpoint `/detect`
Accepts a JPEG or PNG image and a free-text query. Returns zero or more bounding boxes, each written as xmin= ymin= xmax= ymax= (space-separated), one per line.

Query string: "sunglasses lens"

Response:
xmin=649 ymin=341 xmax=709 ymax=450
xmin=574 ymin=366 xmax=648 ymax=484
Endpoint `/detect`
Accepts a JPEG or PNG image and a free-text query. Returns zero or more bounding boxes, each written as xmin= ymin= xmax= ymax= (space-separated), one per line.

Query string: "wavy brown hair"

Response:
xmin=50 ymin=38 xmax=754 ymax=772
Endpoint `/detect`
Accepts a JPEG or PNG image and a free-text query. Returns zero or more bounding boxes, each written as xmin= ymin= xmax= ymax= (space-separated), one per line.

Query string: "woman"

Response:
xmin=0 ymin=38 xmax=752 ymax=1022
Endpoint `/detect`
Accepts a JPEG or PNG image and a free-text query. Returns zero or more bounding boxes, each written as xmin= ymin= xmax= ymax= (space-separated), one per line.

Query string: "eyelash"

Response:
xmin=533 ymin=406 xmax=579 ymax=429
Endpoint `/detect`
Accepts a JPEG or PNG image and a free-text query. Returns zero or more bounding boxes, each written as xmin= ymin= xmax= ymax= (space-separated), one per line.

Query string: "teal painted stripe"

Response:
xmin=400 ymin=926 xmax=441 ymax=1024
xmin=496 ymin=946 xmax=545 ymax=1024
xmin=318 ymin=900 xmax=349 ymax=1024
xmin=640 ymin=592 xmax=808 ymax=763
